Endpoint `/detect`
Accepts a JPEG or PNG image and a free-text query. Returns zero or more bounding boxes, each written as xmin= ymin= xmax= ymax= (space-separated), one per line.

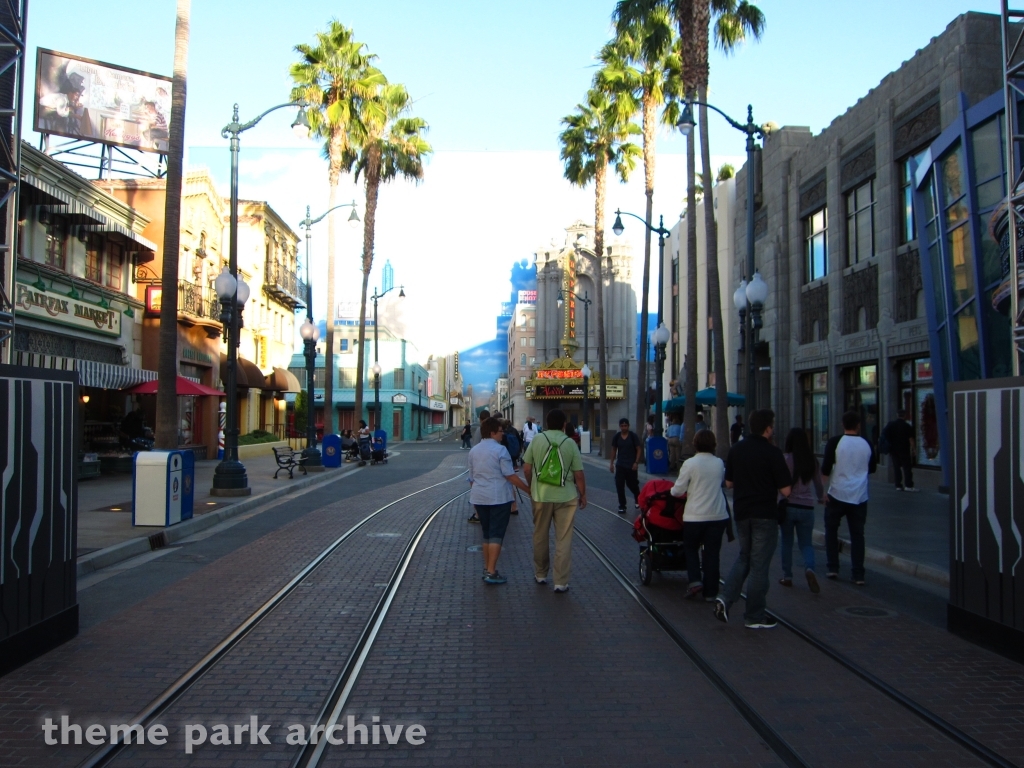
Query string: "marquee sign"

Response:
xmin=16 ymin=282 xmax=121 ymax=337
xmin=527 ymin=382 xmax=625 ymax=400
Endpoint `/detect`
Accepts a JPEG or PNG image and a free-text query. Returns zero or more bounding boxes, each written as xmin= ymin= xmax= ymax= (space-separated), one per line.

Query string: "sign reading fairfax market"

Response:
xmin=16 ymin=282 xmax=122 ymax=337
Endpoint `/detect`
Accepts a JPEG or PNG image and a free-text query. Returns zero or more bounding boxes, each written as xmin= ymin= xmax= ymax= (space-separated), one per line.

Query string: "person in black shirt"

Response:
xmin=730 ymin=414 xmax=744 ymax=445
xmin=882 ymin=410 xmax=917 ymax=492
xmin=715 ymin=409 xmax=792 ymax=629
xmin=609 ymin=418 xmax=643 ymax=513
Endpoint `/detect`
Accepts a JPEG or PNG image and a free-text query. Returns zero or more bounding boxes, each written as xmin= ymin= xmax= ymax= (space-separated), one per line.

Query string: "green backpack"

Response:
xmin=536 ymin=433 xmax=571 ymax=487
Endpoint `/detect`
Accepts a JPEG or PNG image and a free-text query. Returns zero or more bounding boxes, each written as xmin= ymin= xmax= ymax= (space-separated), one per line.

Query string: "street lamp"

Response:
xmin=652 ymin=322 xmax=671 ymax=437
xmin=678 ymin=98 xmax=767 ymax=416
xmin=417 ymin=380 xmax=424 ymax=441
xmin=557 ymin=287 xmax=593 ymax=430
xmin=212 ymin=100 xmax=310 ymax=496
xmin=733 ymin=277 xmax=748 ymax=354
xmin=372 ymin=361 xmax=382 ymax=430
xmin=297 ymin=202 xmax=360 ymax=469
xmin=370 ymin=283 xmax=405 ymax=429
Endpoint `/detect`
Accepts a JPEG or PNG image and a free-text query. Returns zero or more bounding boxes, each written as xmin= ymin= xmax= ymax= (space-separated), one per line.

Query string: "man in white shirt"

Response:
xmin=522 ymin=416 xmax=539 ymax=446
xmin=821 ymin=410 xmax=877 ymax=585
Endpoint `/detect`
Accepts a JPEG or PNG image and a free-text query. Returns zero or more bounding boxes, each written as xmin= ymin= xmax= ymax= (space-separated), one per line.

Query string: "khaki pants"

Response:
xmin=532 ymin=500 xmax=578 ymax=586
xmin=668 ymin=437 xmax=682 ymax=469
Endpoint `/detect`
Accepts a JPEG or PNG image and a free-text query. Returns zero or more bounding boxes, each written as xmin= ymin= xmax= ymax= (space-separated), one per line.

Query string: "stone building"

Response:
xmin=530 ymin=221 xmax=638 ymax=443
xmin=504 ymin=299 xmax=535 ymax=426
xmin=731 ymin=11 xmax=1005 ymax=478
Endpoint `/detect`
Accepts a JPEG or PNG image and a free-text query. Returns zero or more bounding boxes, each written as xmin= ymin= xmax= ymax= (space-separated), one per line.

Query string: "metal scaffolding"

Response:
xmin=0 ymin=1 xmax=27 ymax=363
xmin=1002 ymin=1 xmax=1024 ymax=375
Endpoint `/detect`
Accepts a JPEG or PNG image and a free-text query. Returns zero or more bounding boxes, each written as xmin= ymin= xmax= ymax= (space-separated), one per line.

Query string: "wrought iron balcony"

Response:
xmin=264 ymin=260 xmax=306 ymax=309
xmin=178 ymin=279 xmax=220 ymax=323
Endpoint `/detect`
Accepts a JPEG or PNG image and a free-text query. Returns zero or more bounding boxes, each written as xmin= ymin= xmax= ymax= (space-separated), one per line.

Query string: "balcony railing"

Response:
xmin=264 ymin=260 xmax=306 ymax=309
xmin=178 ymin=280 xmax=220 ymax=323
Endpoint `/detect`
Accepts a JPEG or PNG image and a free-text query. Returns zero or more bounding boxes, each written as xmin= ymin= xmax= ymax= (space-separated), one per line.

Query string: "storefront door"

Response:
xmin=393 ymin=409 xmax=403 ymax=441
xmin=898 ymin=358 xmax=940 ymax=467
xmin=801 ymin=371 xmax=829 ymax=455
xmin=843 ymin=364 xmax=879 ymax=446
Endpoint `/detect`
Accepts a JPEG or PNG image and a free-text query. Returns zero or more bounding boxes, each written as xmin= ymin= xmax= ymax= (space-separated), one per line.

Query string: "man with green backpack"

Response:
xmin=522 ymin=408 xmax=587 ymax=593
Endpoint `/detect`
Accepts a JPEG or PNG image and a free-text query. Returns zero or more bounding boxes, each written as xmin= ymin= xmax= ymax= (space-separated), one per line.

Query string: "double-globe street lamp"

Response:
xmin=298 ymin=202 xmax=361 ymax=469
xmin=212 ymin=101 xmax=311 ymax=496
xmin=370 ymin=283 xmax=405 ymax=429
xmin=677 ymin=100 xmax=767 ymax=416
xmin=652 ymin=322 xmax=671 ymax=438
xmin=557 ymin=288 xmax=593 ymax=431
xmin=611 ymin=210 xmax=671 ymax=426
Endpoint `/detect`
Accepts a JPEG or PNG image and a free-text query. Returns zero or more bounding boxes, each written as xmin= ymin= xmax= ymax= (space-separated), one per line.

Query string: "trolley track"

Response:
xmin=581 ymin=498 xmax=1020 ymax=768
xmin=78 ymin=472 xmax=468 ymax=768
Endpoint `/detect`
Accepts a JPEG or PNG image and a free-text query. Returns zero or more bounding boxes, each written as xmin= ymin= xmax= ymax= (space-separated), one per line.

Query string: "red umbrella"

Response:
xmin=126 ymin=376 xmax=225 ymax=396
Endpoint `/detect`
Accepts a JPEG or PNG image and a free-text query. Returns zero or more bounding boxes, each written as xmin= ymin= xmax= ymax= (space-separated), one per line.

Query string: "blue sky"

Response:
xmin=28 ymin=1 xmax=1004 ymax=381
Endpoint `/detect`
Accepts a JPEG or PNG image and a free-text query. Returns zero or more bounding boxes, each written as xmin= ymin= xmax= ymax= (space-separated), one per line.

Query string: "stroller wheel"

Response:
xmin=639 ymin=548 xmax=653 ymax=585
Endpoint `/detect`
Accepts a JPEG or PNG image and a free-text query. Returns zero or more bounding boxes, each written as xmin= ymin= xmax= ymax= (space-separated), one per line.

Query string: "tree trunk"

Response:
xmin=322 ymin=175 xmax=339 ymax=436
xmin=683 ymin=101 xmax=698 ymax=457
xmin=594 ymin=159 xmax=609 ymax=451
xmin=154 ymin=0 xmax=190 ymax=450
xmin=698 ymin=88 xmax=730 ymax=458
xmin=636 ymin=92 xmax=656 ymax=434
xmin=354 ymin=145 xmax=381 ymax=429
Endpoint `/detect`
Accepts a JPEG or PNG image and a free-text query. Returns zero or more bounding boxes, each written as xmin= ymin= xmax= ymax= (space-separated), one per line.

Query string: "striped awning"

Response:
xmin=77 ymin=360 xmax=158 ymax=389
xmin=22 ymin=171 xmax=106 ymax=225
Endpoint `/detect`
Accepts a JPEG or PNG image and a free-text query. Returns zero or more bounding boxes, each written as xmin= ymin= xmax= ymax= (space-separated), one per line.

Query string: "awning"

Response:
xmin=663 ymin=387 xmax=746 ymax=412
xmin=126 ymin=376 xmax=224 ymax=396
xmin=78 ymin=360 xmax=158 ymax=389
xmin=219 ymin=354 xmax=268 ymax=390
xmin=265 ymin=367 xmax=302 ymax=393
xmin=22 ymin=171 xmax=106 ymax=225
xmin=82 ymin=219 xmax=157 ymax=254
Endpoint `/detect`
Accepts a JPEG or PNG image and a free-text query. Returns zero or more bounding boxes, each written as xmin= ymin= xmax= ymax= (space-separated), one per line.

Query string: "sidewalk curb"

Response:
xmin=76 ymin=462 xmax=360 ymax=578
xmin=811 ymin=530 xmax=949 ymax=588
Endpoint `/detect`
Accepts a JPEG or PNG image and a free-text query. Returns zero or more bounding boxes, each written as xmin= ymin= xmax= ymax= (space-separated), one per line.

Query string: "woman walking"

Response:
xmin=671 ymin=430 xmax=730 ymax=600
xmin=461 ymin=423 xmax=472 ymax=450
xmin=468 ymin=417 xmax=530 ymax=584
xmin=779 ymin=428 xmax=826 ymax=593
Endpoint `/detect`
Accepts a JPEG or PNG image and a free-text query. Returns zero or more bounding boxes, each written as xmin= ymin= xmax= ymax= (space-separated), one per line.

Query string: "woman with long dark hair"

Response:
xmin=779 ymin=428 xmax=825 ymax=593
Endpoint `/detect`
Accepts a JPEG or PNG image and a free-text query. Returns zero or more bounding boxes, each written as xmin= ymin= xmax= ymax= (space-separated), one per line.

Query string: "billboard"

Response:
xmin=34 ymin=48 xmax=172 ymax=154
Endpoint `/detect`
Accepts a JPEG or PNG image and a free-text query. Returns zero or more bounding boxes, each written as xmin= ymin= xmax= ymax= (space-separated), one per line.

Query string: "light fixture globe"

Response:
xmin=556 ymin=289 xmax=564 ymax=308
xmin=745 ymin=270 xmax=769 ymax=307
xmin=372 ymin=361 xmax=382 ymax=376
xmin=580 ymin=363 xmax=592 ymax=379
xmin=398 ymin=286 xmax=406 ymax=298
xmin=235 ymin=277 xmax=251 ymax=306
xmin=347 ymin=205 xmax=360 ymax=223
xmin=291 ymin=108 xmax=311 ymax=140
xmin=676 ymin=101 xmax=696 ymax=136
xmin=733 ymin=279 xmax=749 ymax=311
xmin=215 ymin=266 xmax=237 ymax=301
xmin=300 ymin=320 xmax=316 ymax=340
xmin=612 ymin=212 xmax=624 ymax=237
xmin=653 ymin=322 xmax=671 ymax=346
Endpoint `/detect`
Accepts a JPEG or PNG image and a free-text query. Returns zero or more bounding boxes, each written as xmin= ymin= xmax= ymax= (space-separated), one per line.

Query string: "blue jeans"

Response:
xmin=683 ymin=519 xmax=728 ymax=598
xmin=825 ymin=496 xmax=867 ymax=580
xmin=720 ymin=518 xmax=778 ymax=623
xmin=780 ymin=505 xmax=816 ymax=578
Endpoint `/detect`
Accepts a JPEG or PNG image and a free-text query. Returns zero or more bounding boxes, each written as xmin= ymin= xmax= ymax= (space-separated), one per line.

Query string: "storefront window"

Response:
xmin=898 ymin=358 xmax=940 ymax=467
xmin=45 ymin=220 xmax=66 ymax=270
xmin=802 ymin=371 xmax=829 ymax=455
xmin=85 ymin=235 xmax=103 ymax=282
xmin=843 ymin=364 xmax=879 ymax=447
xmin=106 ymin=242 xmax=124 ymax=291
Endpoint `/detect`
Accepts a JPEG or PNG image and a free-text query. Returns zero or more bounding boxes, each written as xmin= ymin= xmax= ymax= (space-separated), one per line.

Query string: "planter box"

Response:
xmin=237 ymin=440 xmax=289 ymax=460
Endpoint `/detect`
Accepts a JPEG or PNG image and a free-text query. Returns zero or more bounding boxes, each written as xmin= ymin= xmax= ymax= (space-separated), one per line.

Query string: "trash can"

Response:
xmin=646 ymin=436 xmax=669 ymax=475
xmin=322 ymin=434 xmax=342 ymax=468
xmin=133 ymin=450 xmax=195 ymax=527
xmin=580 ymin=430 xmax=592 ymax=455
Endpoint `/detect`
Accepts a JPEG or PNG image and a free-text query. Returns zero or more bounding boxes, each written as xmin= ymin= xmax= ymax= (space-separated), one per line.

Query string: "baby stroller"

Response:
xmin=632 ymin=479 xmax=687 ymax=585
xmin=357 ymin=434 xmax=372 ymax=465
xmin=370 ymin=428 xmax=388 ymax=465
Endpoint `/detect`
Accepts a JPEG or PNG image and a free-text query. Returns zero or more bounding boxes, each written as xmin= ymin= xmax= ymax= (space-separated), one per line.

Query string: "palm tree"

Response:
xmin=290 ymin=21 xmax=382 ymax=436
xmin=155 ymin=0 xmax=190 ymax=450
xmin=695 ymin=0 xmax=765 ymax=456
xmin=560 ymin=87 xmax=641 ymax=448
xmin=345 ymin=81 xmax=431 ymax=425
xmin=602 ymin=6 xmax=682 ymax=434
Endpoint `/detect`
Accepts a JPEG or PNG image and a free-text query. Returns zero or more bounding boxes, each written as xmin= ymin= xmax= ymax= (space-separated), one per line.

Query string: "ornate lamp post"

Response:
xmin=557 ymin=287 xmax=592 ymax=431
xmin=417 ymin=380 xmax=424 ymax=440
xmin=212 ymin=100 xmax=310 ymax=496
xmin=652 ymin=322 xmax=671 ymax=437
xmin=677 ymin=99 xmax=767 ymax=417
xmin=371 ymin=361 xmax=382 ymax=430
xmin=369 ymin=283 xmax=405 ymax=429
xmin=297 ymin=202 xmax=360 ymax=469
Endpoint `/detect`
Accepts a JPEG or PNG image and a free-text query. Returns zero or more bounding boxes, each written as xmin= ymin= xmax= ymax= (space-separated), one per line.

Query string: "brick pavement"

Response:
xmin=0 ymin=454 xmax=468 ymax=767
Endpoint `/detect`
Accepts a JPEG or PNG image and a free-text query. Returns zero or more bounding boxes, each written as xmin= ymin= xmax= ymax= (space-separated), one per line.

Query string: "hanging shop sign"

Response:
xmin=16 ymin=282 xmax=121 ymax=337
xmin=428 ymin=398 xmax=447 ymax=411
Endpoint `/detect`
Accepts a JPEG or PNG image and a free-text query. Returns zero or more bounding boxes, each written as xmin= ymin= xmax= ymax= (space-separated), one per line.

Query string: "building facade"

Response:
xmin=504 ymin=299 xmax=535 ymax=425
xmin=732 ymin=12 xmax=1005 ymax=482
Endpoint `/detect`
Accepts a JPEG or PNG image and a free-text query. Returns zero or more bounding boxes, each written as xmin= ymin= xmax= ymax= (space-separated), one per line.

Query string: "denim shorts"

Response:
xmin=476 ymin=502 xmax=512 ymax=544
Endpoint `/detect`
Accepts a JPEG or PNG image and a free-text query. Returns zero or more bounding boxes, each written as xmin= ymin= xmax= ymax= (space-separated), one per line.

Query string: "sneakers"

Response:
xmin=779 ymin=577 xmax=793 ymax=587
xmin=806 ymin=569 xmax=820 ymax=594
xmin=703 ymin=595 xmax=719 ymax=602
xmin=482 ymin=568 xmax=490 ymax=580
xmin=617 ymin=506 xmax=626 ymax=514
xmin=714 ymin=598 xmax=728 ymax=623
xmin=904 ymin=487 xmax=921 ymax=493
xmin=686 ymin=582 xmax=703 ymax=599
xmin=853 ymin=579 xmax=866 ymax=586
xmin=634 ymin=502 xmax=641 ymax=510
xmin=826 ymin=572 xmax=838 ymax=580
xmin=535 ymin=576 xmax=548 ymax=584
xmin=895 ymin=486 xmax=904 ymax=492
xmin=511 ymin=508 xmax=519 ymax=515
xmin=553 ymin=584 xmax=569 ymax=593
xmin=483 ymin=572 xmax=507 ymax=584
xmin=468 ymin=514 xmax=480 ymax=523
xmin=745 ymin=615 xmax=778 ymax=629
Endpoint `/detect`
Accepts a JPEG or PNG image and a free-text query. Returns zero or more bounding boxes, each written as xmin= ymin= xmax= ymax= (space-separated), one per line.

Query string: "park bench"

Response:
xmin=272 ymin=446 xmax=308 ymax=479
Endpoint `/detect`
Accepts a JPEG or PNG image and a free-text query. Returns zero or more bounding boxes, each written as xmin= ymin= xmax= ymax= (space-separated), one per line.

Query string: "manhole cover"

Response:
xmin=366 ymin=533 xmax=401 ymax=538
xmin=837 ymin=606 xmax=897 ymax=619
xmin=467 ymin=545 xmax=483 ymax=552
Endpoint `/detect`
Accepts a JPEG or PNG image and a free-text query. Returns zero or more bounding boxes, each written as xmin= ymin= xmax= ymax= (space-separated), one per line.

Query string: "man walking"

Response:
xmin=523 ymin=409 xmax=586 ymax=593
xmin=882 ymin=409 xmax=917 ymax=492
xmin=822 ymin=410 xmax=877 ymax=585
xmin=609 ymin=418 xmax=642 ymax=514
xmin=523 ymin=416 xmax=539 ymax=448
xmin=730 ymin=414 xmax=744 ymax=445
xmin=715 ymin=409 xmax=792 ymax=629
xmin=666 ymin=415 xmax=682 ymax=471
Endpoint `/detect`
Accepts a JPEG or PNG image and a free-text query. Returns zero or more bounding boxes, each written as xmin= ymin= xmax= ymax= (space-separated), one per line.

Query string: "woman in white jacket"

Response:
xmin=671 ymin=429 xmax=730 ymax=600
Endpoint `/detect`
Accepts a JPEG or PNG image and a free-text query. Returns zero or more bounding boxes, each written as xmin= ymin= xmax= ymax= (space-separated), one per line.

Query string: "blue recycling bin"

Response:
xmin=133 ymin=450 xmax=195 ymax=526
xmin=321 ymin=434 xmax=342 ymax=468
xmin=646 ymin=436 xmax=669 ymax=475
